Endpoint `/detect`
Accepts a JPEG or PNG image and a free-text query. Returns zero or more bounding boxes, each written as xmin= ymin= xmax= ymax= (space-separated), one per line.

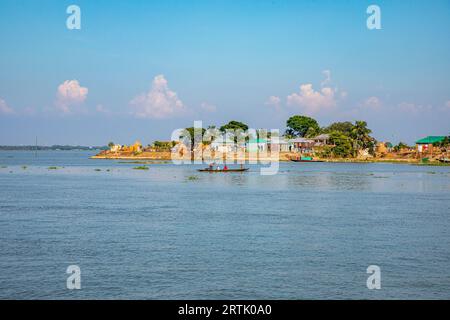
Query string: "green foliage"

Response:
xmin=305 ymin=126 xmax=320 ymax=138
xmin=133 ymin=166 xmax=149 ymax=170
xmin=328 ymin=131 xmax=354 ymax=158
xmin=285 ymin=115 xmax=320 ymax=137
xmin=317 ymin=145 xmax=333 ymax=158
xmin=256 ymin=129 xmax=274 ymax=139
xmin=220 ymin=121 xmax=249 ymax=132
xmin=181 ymin=127 xmax=207 ymax=150
xmin=433 ymin=136 xmax=450 ymax=148
xmin=350 ymin=121 xmax=375 ymax=153
xmin=153 ymin=141 xmax=176 ymax=149
xmin=218 ymin=121 xmax=249 ymax=143
xmin=48 ymin=166 xmax=59 ymax=170
xmin=323 ymin=121 xmax=354 ymax=135
xmin=108 ymin=142 xmax=115 ymax=148
xmin=393 ymin=142 xmax=410 ymax=152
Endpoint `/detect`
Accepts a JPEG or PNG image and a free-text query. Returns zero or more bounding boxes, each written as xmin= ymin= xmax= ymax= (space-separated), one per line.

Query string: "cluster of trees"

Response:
xmin=433 ymin=136 xmax=450 ymax=148
xmin=153 ymin=141 xmax=176 ymax=150
xmin=183 ymin=121 xmax=250 ymax=147
xmin=285 ymin=115 xmax=376 ymax=158
xmin=179 ymin=116 xmax=376 ymax=158
xmin=392 ymin=142 xmax=411 ymax=152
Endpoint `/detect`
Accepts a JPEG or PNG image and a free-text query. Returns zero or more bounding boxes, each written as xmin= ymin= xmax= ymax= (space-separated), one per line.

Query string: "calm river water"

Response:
xmin=0 ymin=151 xmax=449 ymax=299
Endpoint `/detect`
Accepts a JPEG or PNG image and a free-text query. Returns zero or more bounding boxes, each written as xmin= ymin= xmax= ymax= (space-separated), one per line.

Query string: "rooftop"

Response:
xmin=415 ymin=136 xmax=446 ymax=144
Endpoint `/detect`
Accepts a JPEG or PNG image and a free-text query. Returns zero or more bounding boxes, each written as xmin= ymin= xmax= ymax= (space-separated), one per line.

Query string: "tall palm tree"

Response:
xmin=351 ymin=121 xmax=374 ymax=153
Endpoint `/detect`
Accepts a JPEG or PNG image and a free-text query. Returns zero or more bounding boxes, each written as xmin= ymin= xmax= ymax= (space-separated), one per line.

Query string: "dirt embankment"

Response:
xmin=91 ymin=150 xmax=294 ymax=161
xmin=91 ymin=150 xmax=450 ymax=165
xmin=91 ymin=151 xmax=173 ymax=160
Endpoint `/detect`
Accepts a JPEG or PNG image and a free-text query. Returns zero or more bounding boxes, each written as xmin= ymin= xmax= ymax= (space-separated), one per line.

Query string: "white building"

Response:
xmin=211 ymin=136 xmax=236 ymax=153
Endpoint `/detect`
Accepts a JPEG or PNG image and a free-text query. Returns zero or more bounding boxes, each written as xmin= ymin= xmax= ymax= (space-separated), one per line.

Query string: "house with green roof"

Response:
xmin=415 ymin=136 xmax=446 ymax=153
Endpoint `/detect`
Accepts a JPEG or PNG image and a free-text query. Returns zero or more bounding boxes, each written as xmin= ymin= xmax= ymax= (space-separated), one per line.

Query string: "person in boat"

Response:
xmin=223 ymin=165 xmax=228 ymax=171
xmin=208 ymin=162 xmax=214 ymax=170
xmin=216 ymin=165 xmax=221 ymax=170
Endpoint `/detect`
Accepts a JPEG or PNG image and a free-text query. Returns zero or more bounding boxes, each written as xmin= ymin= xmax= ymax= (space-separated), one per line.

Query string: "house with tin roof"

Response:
xmin=415 ymin=136 xmax=446 ymax=153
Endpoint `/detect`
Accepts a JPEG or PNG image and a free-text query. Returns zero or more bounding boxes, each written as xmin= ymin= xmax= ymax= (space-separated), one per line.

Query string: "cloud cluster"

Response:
xmin=287 ymin=84 xmax=336 ymax=114
xmin=267 ymin=71 xmax=339 ymax=115
xmin=362 ymin=96 xmax=381 ymax=110
xmin=130 ymin=75 xmax=185 ymax=119
xmin=321 ymin=69 xmax=331 ymax=87
xmin=397 ymin=102 xmax=432 ymax=115
xmin=265 ymin=96 xmax=281 ymax=109
xmin=55 ymin=80 xmax=89 ymax=113
xmin=0 ymin=98 xmax=14 ymax=115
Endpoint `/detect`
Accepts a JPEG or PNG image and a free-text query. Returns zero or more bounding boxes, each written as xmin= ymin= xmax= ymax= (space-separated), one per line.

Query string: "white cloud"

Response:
xmin=55 ymin=80 xmax=88 ymax=114
xmin=130 ymin=74 xmax=185 ymax=119
xmin=398 ymin=102 xmax=432 ymax=115
xmin=265 ymin=96 xmax=281 ymax=109
xmin=200 ymin=102 xmax=217 ymax=113
xmin=287 ymin=84 xmax=336 ymax=114
xmin=362 ymin=96 xmax=381 ymax=110
xmin=321 ymin=70 xmax=331 ymax=87
xmin=0 ymin=98 xmax=14 ymax=115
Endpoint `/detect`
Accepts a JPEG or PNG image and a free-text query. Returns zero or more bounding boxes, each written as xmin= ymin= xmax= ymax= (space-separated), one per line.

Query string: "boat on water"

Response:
xmin=290 ymin=156 xmax=324 ymax=163
xmin=439 ymin=158 xmax=450 ymax=163
xmin=198 ymin=168 xmax=249 ymax=172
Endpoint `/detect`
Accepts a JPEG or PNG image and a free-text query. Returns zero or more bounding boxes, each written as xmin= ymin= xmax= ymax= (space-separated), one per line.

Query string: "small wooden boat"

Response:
xmin=290 ymin=156 xmax=324 ymax=163
xmin=198 ymin=168 xmax=249 ymax=172
xmin=290 ymin=159 xmax=324 ymax=163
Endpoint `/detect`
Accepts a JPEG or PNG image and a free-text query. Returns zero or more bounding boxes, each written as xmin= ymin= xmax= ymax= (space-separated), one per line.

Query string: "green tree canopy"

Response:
xmin=181 ymin=127 xmax=207 ymax=150
xmin=285 ymin=115 xmax=320 ymax=137
xmin=350 ymin=121 xmax=375 ymax=153
xmin=433 ymin=136 xmax=450 ymax=148
xmin=328 ymin=131 xmax=354 ymax=158
xmin=219 ymin=121 xmax=249 ymax=143
xmin=393 ymin=142 xmax=410 ymax=152
xmin=153 ymin=141 xmax=176 ymax=149
xmin=108 ymin=141 xmax=115 ymax=148
xmin=219 ymin=121 xmax=249 ymax=132
xmin=323 ymin=121 xmax=354 ymax=135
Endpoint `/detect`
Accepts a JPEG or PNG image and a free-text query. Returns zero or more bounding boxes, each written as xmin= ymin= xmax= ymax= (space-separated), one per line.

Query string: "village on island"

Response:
xmin=93 ymin=115 xmax=450 ymax=165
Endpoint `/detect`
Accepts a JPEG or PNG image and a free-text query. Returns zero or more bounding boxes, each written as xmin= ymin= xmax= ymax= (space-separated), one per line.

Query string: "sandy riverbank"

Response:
xmin=90 ymin=152 xmax=292 ymax=162
xmin=90 ymin=151 xmax=441 ymax=165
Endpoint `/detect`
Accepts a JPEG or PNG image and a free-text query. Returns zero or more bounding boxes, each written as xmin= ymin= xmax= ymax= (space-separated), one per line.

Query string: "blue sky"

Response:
xmin=0 ymin=0 xmax=449 ymax=145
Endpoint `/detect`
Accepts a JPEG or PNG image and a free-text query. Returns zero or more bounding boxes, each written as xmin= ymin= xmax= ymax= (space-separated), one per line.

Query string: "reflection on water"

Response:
xmin=0 ymin=151 xmax=450 ymax=299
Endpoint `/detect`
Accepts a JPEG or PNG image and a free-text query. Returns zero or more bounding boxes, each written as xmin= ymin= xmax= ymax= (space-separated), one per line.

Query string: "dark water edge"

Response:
xmin=0 ymin=151 xmax=449 ymax=299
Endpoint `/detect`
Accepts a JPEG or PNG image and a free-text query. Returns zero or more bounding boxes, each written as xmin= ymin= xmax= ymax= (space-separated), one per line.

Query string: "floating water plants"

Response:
xmin=133 ymin=166 xmax=149 ymax=170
